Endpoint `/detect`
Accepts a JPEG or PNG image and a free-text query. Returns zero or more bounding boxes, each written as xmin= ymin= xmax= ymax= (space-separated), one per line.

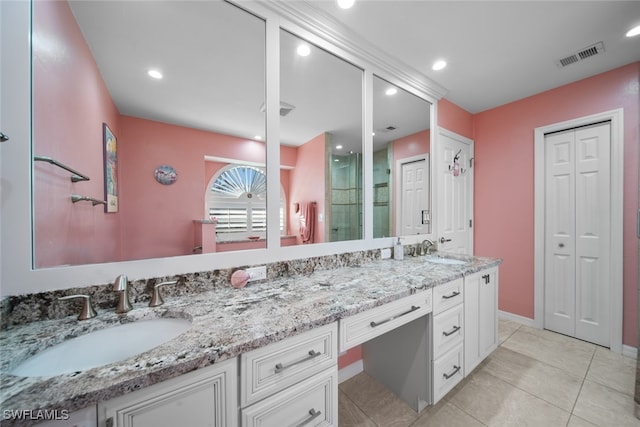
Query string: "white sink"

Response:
xmin=425 ymin=257 xmax=468 ymax=265
xmin=10 ymin=318 xmax=191 ymax=377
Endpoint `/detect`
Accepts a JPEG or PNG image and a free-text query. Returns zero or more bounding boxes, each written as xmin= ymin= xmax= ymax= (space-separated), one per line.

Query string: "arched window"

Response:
xmin=206 ymin=165 xmax=285 ymax=240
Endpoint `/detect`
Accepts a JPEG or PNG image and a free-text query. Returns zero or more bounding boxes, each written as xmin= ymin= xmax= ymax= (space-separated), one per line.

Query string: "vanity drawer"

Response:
xmin=432 ymin=278 xmax=463 ymax=315
xmin=241 ymin=322 xmax=337 ymax=407
xmin=432 ymin=304 xmax=464 ymax=358
xmin=241 ymin=367 xmax=337 ymax=427
xmin=339 ymin=289 xmax=432 ymax=352
xmin=433 ymin=343 xmax=464 ymax=403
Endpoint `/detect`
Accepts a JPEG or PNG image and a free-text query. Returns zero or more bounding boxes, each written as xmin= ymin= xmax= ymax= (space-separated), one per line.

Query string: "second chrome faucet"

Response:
xmin=113 ymin=274 xmax=132 ymax=314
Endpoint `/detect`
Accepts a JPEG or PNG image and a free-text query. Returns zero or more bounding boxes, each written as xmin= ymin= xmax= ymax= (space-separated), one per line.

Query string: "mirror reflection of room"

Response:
xmin=372 ymin=75 xmax=432 ymax=239
xmin=279 ymin=29 xmax=364 ymax=245
xmin=32 ymin=1 xmax=272 ymax=267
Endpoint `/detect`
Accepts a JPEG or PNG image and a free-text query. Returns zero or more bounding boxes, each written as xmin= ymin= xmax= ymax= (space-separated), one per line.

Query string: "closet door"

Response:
xmin=544 ymin=123 xmax=611 ymax=347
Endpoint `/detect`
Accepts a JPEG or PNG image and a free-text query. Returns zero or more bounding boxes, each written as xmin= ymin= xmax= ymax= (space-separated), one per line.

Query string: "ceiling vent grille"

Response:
xmin=259 ymin=101 xmax=296 ymax=117
xmin=556 ymin=42 xmax=604 ymax=68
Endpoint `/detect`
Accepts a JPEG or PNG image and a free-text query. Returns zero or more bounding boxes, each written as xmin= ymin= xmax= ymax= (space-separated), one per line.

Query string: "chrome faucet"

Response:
xmin=113 ymin=274 xmax=132 ymax=313
xmin=420 ymin=239 xmax=436 ymax=256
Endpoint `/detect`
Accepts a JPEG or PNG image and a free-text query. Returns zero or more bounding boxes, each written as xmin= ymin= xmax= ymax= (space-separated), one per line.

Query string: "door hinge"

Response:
xmin=469 ymin=219 xmax=473 ymax=228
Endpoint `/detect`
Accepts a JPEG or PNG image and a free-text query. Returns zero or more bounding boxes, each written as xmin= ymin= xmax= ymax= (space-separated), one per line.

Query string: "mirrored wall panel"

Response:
xmin=32 ymin=1 xmax=267 ymax=267
xmin=279 ymin=29 xmax=364 ymax=245
xmin=372 ymin=76 xmax=432 ymax=238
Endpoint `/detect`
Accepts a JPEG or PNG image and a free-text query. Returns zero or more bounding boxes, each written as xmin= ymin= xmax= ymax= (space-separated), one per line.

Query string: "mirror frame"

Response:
xmin=0 ymin=0 xmax=447 ymax=296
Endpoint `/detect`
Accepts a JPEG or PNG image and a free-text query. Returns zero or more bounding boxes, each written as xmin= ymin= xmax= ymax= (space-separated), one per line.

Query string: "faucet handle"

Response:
xmin=58 ymin=294 xmax=97 ymax=320
xmin=149 ymin=280 xmax=178 ymax=307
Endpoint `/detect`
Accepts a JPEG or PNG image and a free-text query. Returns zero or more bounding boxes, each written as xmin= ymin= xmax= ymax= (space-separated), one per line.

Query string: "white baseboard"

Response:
xmin=623 ymin=344 xmax=638 ymax=360
xmin=498 ymin=310 xmax=536 ymax=328
xmin=338 ymin=359 xmax=363 ymax=384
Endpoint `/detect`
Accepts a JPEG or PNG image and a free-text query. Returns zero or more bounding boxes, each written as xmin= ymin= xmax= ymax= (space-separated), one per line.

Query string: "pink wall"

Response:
xmin=473 ymin=63 xmax=639 ymax=346
xmin=438 ymin=98 xmax=474 ymax=139
xmin=288 ymin=133 xmax=327 ymax=244
xmin=33 ymin=0 xmax=121 ymax=267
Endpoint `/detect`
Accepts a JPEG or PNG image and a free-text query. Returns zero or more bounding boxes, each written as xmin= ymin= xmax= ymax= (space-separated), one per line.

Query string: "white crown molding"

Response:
xmin=259 ymin=0 xmax=448 ymax=101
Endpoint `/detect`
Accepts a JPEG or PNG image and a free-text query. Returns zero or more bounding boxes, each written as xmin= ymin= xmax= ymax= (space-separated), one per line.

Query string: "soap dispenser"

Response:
xmin=394 ymin=237 xmax=404 ymax=260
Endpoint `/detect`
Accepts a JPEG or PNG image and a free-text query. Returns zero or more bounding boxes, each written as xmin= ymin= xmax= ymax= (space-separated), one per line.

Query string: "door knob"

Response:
xmin=440 ymin=237 xmax=452 ymax=244
xmin=0 ymin=132 xmax=9 ymax=142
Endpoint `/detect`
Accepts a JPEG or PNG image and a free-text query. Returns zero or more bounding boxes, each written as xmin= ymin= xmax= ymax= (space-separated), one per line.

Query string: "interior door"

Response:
xmin=400 ymin=158 xmax=429 ymax=235
xmin=437 ymin=130 xmax=473 ymax=254
xmin=544 ymin=122 xmax=611 ymax=347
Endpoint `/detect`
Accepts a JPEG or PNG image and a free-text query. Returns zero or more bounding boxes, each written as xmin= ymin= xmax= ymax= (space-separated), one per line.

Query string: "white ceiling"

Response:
xmin=68 ymin=0 xmax=640 ymax=154
xmin=309 ymin=0 xmax=640 ymax=113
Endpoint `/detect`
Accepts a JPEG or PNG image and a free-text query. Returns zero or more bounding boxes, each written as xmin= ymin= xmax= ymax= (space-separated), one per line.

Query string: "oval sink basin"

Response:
xmin=425 ymin=257 xmax=468 ymax=265
xmin=11 ymin=318 xmax=191 ymax=377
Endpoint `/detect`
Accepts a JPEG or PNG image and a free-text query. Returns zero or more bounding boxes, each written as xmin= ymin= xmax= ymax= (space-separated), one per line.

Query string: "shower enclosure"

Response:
xmin=328 ymin=152 xmax=362 ymax=242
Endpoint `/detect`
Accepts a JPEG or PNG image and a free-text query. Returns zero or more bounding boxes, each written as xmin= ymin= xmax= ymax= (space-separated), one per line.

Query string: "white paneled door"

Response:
xmin=544 ymin=122 xmax=611 ymax=347
xmin=437 ymin=129 xmax=473 ymax=255
xmin=400 ymin=158 xmax=429 ymax=235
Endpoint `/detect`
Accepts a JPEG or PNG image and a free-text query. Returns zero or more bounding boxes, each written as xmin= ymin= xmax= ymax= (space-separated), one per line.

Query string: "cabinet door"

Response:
xmin=478 ymin=268 xmax=498 ymax=359
xmin=464 ymin=267 xmax=499 ymax=376
xmin=98 ymin=358 xmax=237 ymax=427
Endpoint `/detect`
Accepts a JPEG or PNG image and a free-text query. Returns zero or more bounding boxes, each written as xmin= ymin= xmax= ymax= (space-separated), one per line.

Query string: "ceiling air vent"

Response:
xmin=259 ymin=101 xmax=296 ymax=117
xmin=556 ymin=42 xmax=604 ymax=68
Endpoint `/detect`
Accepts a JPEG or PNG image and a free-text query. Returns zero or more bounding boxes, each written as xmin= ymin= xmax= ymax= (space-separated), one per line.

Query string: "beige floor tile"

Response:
xmin=573 ymin=380 xmax=640 ymax=427
xmin=480 ymin=346 xmax=582 ymax=411
xmin=449 ymin=370 xmax=570 ymax=427
xmin=411 ymin=401 xmax=485 ymax=427
xmin=498 ymin=318 xmax=521 ymax=344
xmin=340 ymin=372 xmax=418 ymax=427
xmin=500 ymin=326 xmax=595 ymax=378
xmin=586 ymin=346 xmax=636 ymax=396
xmin=567 ymin=415 xmax=598 ymax=427
xmin=338 ymin=390 xmax=377 ymax=427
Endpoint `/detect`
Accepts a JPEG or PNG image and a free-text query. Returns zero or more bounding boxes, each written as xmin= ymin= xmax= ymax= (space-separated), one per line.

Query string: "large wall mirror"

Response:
xmin=27 ymin=0 xmax=431 ymax=274
xmin=372 ymin=75 xmax=432 ymax=239
xmin=32 ymin=1 xmax=270 ymax=267
xmin=279 ymin=29 xmax=364 ymax=246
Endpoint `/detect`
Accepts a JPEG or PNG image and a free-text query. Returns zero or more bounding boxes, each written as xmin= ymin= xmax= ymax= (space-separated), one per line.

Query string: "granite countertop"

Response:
xmin=0 ymin=253 xmax=501 ymax=423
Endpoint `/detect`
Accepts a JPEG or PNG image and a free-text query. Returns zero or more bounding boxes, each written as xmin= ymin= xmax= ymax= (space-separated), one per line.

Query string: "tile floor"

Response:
xmin=339 ymin=318 xmax=639 ymax=427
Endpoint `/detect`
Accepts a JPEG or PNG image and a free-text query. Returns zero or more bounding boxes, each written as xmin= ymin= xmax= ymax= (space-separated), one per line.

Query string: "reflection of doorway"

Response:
xmin=396 ymin=155 xmax=430 ymax=236
xmin=328 ymin=152 xmax=362 ymax=242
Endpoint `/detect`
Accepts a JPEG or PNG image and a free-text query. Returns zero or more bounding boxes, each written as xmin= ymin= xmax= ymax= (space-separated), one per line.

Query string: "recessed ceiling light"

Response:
xmin=626 ymin=24 xmax=640 ymax=37
xmin=385 ymin=87 xmax=397 ymax=96
xmin=337 ymin=0 xmax=355 ymax=9
xmin=432 ymin=60 xmax=447 ymax=71
xmin=147 ymin=69 xmax=163 ymax=79
xmin=335 ymin=145 xmax=343 ymax=150
xmin=297 ymin=44 xmax=311 ymax=57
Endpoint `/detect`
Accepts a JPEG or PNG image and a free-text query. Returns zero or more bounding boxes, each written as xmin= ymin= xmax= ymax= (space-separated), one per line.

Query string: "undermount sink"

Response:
xmin=10 ymin=318 xmax=191 ymax=377
xmin=425 ymin=256 xmax=468 ymax=265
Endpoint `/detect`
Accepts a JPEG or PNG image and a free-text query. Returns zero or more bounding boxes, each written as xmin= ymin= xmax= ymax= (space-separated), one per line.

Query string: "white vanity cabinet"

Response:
xmin=464 ymin=267 xmax=499 ymax=376
xmin=97 ymin=357 xmax=237 ymax=427
xmin=240 ymin=322 xmax=339 ymax=426
xmin=431 ymin=278 xmax=465 ymax=403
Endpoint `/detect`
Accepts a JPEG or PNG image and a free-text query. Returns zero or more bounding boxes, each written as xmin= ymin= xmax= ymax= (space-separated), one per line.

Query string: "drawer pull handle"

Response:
xmin=275 ymin=350 xmax=322 ymax=373
xmin=442 ymin=291 xmax=460 ymax=300
xmin=297 ymin=408 xmax=322 ymax=426
xmin=442 ymin=325 xmax=461 ymax=337
xmin=443 ymin=365 xmax=461 ymax=380
xmin=370 ymin=305 xmax=420 ymax=328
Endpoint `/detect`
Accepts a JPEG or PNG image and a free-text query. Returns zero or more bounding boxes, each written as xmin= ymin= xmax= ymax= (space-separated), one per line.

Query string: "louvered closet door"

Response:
xmin=544 ymin=122 xmax=611 ymax=347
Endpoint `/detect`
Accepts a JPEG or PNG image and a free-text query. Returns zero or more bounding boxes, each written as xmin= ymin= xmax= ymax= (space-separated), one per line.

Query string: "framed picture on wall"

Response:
xmin=103 ymin=123 xmax=118 ymax=213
